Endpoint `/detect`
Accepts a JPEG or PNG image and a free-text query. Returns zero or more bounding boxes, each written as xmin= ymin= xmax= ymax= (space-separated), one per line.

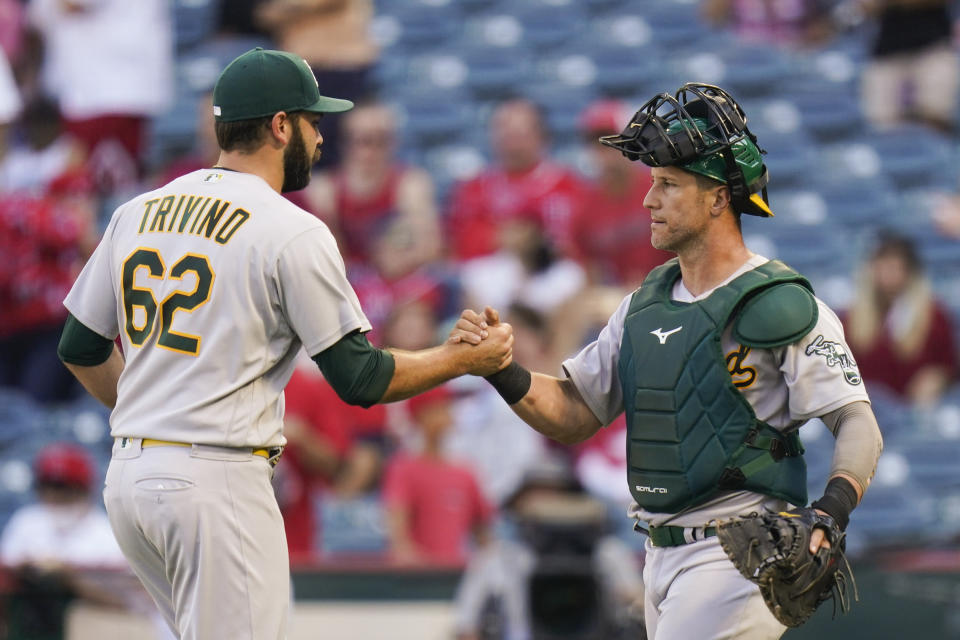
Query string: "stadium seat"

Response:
xmin=849 ymin=481 xmax=939 ymax=547
xmin=812 ymin=181 xmax=900 ymax=228
xmin=377 ymin=0 xmax=463 ymax=52
xmin=890 ymin=438 xmax=960 ymax=493
xmin=583 ymin=43 xmax=665 ymax=97
xmin=391 ymin=87 xmax=473 ymax=145
xmin=523 ymin=84 xmax=598 ymax=143
xmin=512 ymin=1 xmax=587 ymax=50
xmin=461 ymin=46 xmax=535 ymax=98
xmin=637 ymin=1 xmax=713 ymax=49
xmin=319 ymin=493 xmax=389 ymax=555
xmin=422 ymin=143 xmax=488 ymax=202
xmin=859 ymin=125 xmax=958 ymax=190
xmin=461 ymin=13 xmax=525 ymax=49
xmin=756 ymin=131 xmax=816 ymax=189
xmin=173 ymin=0 xmax=221 ymax=52
xmin=782 ymin=89 xmax=865 ymax=141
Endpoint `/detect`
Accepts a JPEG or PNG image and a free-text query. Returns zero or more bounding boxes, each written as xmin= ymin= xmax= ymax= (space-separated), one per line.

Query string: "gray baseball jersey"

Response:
xmin=64 ymin=168 xmax=370 ymax=448
xmin=562 ymin=254 xmax=870 ymax=528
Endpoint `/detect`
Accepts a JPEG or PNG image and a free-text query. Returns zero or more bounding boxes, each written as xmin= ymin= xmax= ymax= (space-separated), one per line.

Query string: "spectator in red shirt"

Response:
xmin=306 ymin=100 xmax=441 ymax=275
xmin=447 ymin=98 xmax=585 ymax=261
xmin=571 ymin=99 xmax=672 ymax=287
xmin=275 ymin=363 xmax=353 ymax=560
xmin=0 ymin=168 xmax=97 ymax=402
xmin=383 ymin=385 xmax=493 ymax=565
xmin=843 ymin=230 xmax=958 ymax=406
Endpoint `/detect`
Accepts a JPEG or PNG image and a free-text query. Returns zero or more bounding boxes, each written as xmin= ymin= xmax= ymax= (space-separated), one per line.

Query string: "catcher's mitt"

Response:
xmin=716 ymin=508 xmax=856 ymax=628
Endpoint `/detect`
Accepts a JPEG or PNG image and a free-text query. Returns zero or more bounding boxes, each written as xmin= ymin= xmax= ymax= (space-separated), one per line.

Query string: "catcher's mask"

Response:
xmin=600 ymin=83 xmax=773 ymax=217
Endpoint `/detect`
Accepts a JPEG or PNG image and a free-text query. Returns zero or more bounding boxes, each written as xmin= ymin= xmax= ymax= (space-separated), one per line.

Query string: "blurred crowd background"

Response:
xmin=2 ymin=0 xmax=960 ymax=638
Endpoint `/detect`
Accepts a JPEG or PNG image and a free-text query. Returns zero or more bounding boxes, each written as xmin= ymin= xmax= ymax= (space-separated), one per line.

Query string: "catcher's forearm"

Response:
xmin=821 ymin=401 xmax=883 ymax=496
xmin=507 ymin=373 xmax=603 ymax=445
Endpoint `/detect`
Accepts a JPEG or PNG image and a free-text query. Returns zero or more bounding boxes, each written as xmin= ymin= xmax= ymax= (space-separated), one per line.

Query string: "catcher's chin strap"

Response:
xmin=720 ymin=144 xmax=769 ymax=214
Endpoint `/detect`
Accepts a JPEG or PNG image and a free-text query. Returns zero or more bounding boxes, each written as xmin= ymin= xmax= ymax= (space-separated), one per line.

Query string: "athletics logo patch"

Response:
xmin=726 ymin=345 xmax=757 ymax=388
xmin=805 ymin=335 xmax=861 ymax=385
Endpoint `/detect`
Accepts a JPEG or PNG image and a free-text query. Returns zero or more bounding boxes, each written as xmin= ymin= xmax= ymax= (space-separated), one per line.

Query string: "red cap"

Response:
xmin=579 ymin=99 xmax=630 ymax=134
xmin=34 ymin=443 xmax=94 ymax=490
xmin=407 ymin=385 xmax=453 ymax=418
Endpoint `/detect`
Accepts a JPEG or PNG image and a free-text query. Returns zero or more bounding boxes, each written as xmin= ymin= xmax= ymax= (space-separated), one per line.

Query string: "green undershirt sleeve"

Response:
xmin=312 ymin=330 xmax=395 ymax=408
xmin=57 ymin=313 xmax=115 ymax=366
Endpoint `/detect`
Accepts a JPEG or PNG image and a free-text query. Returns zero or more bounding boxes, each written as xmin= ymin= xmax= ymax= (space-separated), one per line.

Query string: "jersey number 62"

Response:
xmin=121 ymin=247 xmax=215 ymax=356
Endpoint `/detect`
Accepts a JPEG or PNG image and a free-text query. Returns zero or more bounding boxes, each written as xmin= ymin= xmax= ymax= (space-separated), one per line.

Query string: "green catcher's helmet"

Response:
xmin=599 ymin=83 xmax=773 ymax=217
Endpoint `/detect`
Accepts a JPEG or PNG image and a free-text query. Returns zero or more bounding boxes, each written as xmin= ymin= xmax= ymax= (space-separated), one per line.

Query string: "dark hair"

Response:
xmin=494 ymin=96 xmax=550 ymax=139
xmin=507 ymin=303 xmax=549 ymax=334
xmin=215 ymin=115 xmax=273 ymax=153
xmin=871 ymin=230 xmax=921 ymax=272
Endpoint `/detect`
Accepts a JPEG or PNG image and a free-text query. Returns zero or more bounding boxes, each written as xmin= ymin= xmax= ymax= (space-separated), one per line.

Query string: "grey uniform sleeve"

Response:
xmin=561 ymin=292 xmax=633 ymax=426
xmin=780 ymin=299 xmax=870 ymax=421
xmin=62 ymin=213 xmax=121 ymax=340
xmin=275 ymin=227 xmax=372 ymax=356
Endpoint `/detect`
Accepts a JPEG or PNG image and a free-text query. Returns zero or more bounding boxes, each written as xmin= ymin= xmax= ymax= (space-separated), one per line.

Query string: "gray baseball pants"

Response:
xmin=103 ymin=437 xmax=290 ymax=640
xmin=643 ymin=536 xmax=787 ymax=639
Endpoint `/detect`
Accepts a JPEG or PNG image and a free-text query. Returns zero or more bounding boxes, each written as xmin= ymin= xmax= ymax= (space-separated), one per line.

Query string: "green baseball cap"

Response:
xmin=668 ymin=118 xmax=773 ymax=217
xmin=213 ymin=47 xmax=354 ymax=122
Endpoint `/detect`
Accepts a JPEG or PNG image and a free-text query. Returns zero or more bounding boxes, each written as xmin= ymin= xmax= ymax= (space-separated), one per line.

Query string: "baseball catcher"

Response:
xmin=452 ymin=81 xmax=884 ymax=640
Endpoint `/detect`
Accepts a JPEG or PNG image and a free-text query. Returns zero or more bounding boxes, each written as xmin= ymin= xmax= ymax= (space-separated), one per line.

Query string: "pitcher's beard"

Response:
xmin=281 ymin=125 xmax=315 ymax=193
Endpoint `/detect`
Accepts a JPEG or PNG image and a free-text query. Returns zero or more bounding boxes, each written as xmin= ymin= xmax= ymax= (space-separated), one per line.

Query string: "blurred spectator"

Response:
xmin=307 ymin=100 xmax=442 ymax=275
xmin=843 ymin=231 xmax=958 ymax=406
xmin=859 ymin=0 xmax=959 ymax=133
xmin=571 ymin=99 xmax=671 ymax=287
xmin=0 ymin=443 xmax=171 ymax=640
xmin=256 ymin=0 xmax=378 ymax=168
xmin=0 ymin=94 xmax=85 ymax=194
xmin=701 ymin=0 xmax=835 ymax=49
xmin=446 ymin=304 xmax=550 ymax=507
xmin=458 ymin=208 xmax=586 ymax=320
xmin=275 ymin=361 xmax=353 ymax=561
xmin=453 ymin=455 xmax=644 ymax=640
xmin=383 ymin=385 xmax=493 ymax=565
xmin=0 ymin=46 xmax=21 ymax=155
xmin=26 ymin=0 xmax=174 ymax=191
xmin=351 ymin=247 xmax=455 ymax=346
xmin=0 ymin=0 xmax=25 ymax=61
xmin=447 ymin=98 xmax=585 ymax=261
xmin=218 ymin=0 xmax=272 ymax=38
xmin=0 ymin=170 xmax=97 ymax=403
xmin=573 ymin=415 xmax=633 ymax=508
xmin=153 ymin=91 xmax=220 ymax=186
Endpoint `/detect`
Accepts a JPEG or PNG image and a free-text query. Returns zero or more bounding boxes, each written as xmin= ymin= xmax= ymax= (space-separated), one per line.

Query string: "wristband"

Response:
xmin=810 ymin=476 xmax=859 ymax=531
xmin=484 ymin=362 xmax=531 ymax=405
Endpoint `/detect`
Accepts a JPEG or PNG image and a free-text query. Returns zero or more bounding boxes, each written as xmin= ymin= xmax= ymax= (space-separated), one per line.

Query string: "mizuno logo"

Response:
xmin=650 ymin=326 xmax=683 ymax=344
xmin=636 ymin=485 xmax=668 ymax=494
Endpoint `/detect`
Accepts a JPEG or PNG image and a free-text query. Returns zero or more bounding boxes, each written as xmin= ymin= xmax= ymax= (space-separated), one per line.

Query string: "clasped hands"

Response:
xmin=448 ymin=306 xmax=513 ymax=377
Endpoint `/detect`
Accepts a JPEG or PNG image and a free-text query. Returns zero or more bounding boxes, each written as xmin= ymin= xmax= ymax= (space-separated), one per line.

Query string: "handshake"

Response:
xmin=447 ymin=306 xmax=514 ymax=377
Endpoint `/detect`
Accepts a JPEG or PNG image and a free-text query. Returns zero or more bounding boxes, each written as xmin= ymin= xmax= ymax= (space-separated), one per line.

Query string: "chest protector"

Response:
xmin=619 ymin=258 xmax=818 ymax=513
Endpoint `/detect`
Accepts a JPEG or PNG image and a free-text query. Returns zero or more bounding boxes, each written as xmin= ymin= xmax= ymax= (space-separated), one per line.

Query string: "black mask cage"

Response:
xmin=599 ymin=83 xmax=760 ymax=168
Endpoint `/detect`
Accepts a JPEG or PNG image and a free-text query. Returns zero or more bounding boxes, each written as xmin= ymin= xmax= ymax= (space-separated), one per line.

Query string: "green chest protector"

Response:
xmin=619 ymin=258 xmax=818 ymax=513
